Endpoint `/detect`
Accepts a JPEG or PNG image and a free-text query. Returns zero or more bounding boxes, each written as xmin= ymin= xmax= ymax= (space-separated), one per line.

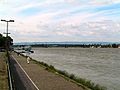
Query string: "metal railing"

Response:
xmin=7 ymin=54 xmax=14 ymax=90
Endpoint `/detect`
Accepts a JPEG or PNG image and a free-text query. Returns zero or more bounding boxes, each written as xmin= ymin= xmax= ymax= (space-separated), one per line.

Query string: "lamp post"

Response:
xmin=1 ymin=19 xmax=14 ymax=56
xmin=1 ymin=19 xmax=14 ymax=90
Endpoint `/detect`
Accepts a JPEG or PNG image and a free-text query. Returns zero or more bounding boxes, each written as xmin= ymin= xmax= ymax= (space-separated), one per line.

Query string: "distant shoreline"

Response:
xmin=14 ymin=41 xmax=120 ymax=45
xmin=14 ymin=43 xmax=120 ymax=48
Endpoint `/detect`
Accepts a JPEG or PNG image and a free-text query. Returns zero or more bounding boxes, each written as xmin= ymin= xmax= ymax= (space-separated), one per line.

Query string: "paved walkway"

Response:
xmin=10 ymin=55 xmax=38 ymax=90
xmin=11 ymin=52 xmax=87 ymax=90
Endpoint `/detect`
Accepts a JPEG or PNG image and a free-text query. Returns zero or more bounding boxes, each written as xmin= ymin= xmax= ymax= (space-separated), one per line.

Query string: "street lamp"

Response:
xmin=1 ymin=19 xmax=14 ymax=56
xmin=1 ymin=19 xmax=14 ymax=90
xmin=1 ymin=19 xmax=14 ymax=36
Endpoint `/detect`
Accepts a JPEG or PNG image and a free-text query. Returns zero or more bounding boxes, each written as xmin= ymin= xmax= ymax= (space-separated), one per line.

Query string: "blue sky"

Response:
xmin=0 ymin=0 xmax=120 ymax=42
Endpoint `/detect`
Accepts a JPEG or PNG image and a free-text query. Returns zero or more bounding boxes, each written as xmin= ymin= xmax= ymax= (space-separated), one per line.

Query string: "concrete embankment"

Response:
xmin=12 ymin=52 xmax=87 ymax=90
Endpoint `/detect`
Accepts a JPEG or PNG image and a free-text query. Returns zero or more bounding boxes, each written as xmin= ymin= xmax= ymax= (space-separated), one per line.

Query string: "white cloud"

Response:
xmin=0 ymin=0 xmax=120 ymax=42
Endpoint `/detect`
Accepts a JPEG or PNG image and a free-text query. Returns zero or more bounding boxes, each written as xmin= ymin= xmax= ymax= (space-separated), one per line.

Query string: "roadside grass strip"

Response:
xmin=0 ymin=53 xmax=9 ymax=90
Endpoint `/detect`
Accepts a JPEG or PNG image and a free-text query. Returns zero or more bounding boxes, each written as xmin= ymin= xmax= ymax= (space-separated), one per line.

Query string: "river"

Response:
xmin=29 ymin=48 xmax=120 ymax=90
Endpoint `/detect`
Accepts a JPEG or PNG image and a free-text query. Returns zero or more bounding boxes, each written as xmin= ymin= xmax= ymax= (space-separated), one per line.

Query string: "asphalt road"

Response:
xmin=9 ymin=56 xmax=38 ymax=90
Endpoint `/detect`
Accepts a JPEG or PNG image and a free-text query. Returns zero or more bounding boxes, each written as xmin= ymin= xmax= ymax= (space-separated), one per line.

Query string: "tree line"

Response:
xmin=0 ymin=33 xmax=13 ymax=48
xmin=30 ymin=43 xmax=119 ymax=48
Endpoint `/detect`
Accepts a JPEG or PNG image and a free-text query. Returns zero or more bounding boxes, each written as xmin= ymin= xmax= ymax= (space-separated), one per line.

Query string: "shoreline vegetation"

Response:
xmin=17 ymin=52 xmax=107 ymax=90
xmin=32 ymin=44 xmax=119 ymax=48
xmin=14 ymin=43 xmax=120 ymax=48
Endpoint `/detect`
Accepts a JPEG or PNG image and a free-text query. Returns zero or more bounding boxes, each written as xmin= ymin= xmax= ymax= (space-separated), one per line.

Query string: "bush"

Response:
xmin=69 ymin=74 xmax=75 ymax=79
xmin=49 ymin=65 xmax=55 ymax=70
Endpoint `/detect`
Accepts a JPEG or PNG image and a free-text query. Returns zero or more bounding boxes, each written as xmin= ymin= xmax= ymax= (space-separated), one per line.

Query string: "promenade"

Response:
xmin=11 ymin=52 xmax=87 ymax=90
xmin=10 ymin=54 xmax=37 ymax=90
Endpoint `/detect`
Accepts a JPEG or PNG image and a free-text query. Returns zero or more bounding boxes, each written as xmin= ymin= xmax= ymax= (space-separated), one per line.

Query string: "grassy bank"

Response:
xmin=19 ymin=52 xmax=107 ymax=90
xmin=0 ymin=52 xmax=9 ymax=90
xmin=32 ymin=59 xmax=106 ymax=90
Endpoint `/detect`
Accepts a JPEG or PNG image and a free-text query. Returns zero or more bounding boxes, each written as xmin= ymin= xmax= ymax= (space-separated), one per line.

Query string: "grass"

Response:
xmin=0 ymin=52 xmax=9 ymax=90
xmin=18 ymin=52 xmax=107 ymax=90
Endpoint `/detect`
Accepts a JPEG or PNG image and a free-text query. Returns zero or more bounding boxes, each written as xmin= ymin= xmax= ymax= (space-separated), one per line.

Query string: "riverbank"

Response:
xmin=0 ymin=52 xmax=9 ymax=90
xmin=14 ymin=51 xmax=106 ymax=90
xmin=12 ymin=52 xmax=87 ymax=90
xmin=31 ymin=58 xmax=106 ymax=90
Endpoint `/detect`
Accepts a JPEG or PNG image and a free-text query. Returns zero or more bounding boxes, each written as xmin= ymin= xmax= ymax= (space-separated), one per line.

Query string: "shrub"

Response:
xmin=69 ymin=74 xmax=75 ymax=79
xmin=49 ymin=65 xmax=55 ymax=70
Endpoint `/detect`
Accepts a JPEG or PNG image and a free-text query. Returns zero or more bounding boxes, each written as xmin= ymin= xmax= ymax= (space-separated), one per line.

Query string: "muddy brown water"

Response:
xmin=29 ymin=48 xmax=120 ymax=90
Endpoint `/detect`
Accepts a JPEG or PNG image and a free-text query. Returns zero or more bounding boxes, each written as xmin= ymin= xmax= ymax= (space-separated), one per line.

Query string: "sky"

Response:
xmin=0 ymin=0 xmax=120 ymax=42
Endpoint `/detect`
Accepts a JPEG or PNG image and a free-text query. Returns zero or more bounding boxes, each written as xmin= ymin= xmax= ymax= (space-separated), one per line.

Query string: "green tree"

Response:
xmin=0 ymin=34 xmax=5 ymax=47
xmin=0 ymin=33 xmax=13 ymax=49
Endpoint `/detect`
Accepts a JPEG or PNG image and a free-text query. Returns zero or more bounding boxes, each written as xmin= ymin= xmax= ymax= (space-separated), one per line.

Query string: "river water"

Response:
xmin=29 ymin=48 xmax=120 ymax=90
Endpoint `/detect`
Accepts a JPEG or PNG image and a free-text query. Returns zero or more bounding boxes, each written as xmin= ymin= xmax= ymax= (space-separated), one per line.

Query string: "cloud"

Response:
xmin=0 ymin=0 xmax=120 ymax=42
